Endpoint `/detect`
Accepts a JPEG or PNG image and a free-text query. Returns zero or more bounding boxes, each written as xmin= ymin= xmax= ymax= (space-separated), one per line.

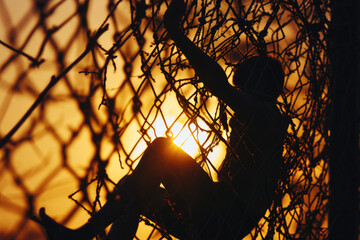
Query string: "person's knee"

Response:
xmin=142 ymin=137 xmax=189 ymax=172
xmin=148 ymin=137 xmax=172 ymax=150
xmin=150 ymin=137 xmax=177 ymax=155
xmin=141 ymin=137 xmax=173 ymax=165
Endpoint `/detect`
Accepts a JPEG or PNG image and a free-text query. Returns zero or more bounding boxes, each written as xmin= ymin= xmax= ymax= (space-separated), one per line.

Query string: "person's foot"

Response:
xmin=39 ymin=208 xmax=80 ymax=240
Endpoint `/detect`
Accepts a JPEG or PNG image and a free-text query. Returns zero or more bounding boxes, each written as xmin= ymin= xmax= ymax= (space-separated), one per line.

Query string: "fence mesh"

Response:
xmin=0 ymin=0 xmax=330 ymax=239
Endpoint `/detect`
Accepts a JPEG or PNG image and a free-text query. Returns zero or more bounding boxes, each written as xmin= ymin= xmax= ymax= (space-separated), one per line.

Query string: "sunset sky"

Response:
xmin=0 ymin=0 xmax=331 ymax=239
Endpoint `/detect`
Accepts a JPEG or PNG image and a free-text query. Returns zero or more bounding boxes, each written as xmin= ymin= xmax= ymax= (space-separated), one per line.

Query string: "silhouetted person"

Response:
xmin=39 ymin=0 xmax=289 ymax=239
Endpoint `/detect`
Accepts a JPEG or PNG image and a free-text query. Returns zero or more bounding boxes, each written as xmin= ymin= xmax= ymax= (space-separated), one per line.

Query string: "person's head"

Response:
xmin=233 ymin=55 xmax=284 ymax=100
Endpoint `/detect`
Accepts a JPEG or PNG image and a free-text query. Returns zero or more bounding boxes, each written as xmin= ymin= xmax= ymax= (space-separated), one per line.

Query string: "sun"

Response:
xmin=147 ymin=116 xmax=227 ymax=180
xmin=148 ymin=117 xmax=208 ymax=158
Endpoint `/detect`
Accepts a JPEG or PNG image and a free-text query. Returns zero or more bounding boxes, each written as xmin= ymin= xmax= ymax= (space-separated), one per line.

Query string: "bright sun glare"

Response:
xmin=146 ymin=117 xmax=226 ymax=178
xmin=149 ymin=117 xmax=208 ymax=157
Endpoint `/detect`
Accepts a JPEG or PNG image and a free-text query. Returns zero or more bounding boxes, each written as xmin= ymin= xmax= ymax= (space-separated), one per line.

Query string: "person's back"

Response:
xmin=218 ymin=55 xmax=288 ymax=219
xmin=220 ymin=104 xmax=288 ymax=218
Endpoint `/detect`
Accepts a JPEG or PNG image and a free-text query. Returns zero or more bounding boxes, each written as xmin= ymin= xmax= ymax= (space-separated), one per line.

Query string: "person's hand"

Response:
xmin=163 ymin=0 xmax=186 ymax=30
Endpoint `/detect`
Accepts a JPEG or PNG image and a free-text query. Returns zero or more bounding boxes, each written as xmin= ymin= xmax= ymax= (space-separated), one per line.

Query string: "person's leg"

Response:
xmin=39 ymin=202 xmax=120 ymax=240
xmin=39 ymin=175 xmax=137 ymax=240
xmin=39 ymin=137 xmax=215 ymax=239
xmin=105 ymin=209 xmax=139 ymax=240
xmin=140 ymin=186 xmax=189 ymax=239
xmin=128 ymin=137 xmax=215 ymax=210
xmin=116 ymin=137 xmax=216 ymax=238
xmin=204 ymin=182 xmax=261 ymax=240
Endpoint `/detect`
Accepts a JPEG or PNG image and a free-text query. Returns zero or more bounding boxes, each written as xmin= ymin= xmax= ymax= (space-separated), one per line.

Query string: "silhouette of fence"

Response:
xmin=0 ymin=0 xmax=330 ymax=239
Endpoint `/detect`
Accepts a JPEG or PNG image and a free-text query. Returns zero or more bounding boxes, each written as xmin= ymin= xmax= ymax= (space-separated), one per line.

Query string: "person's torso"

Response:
xmin=219 ymin=104 xmax=289 ymax=217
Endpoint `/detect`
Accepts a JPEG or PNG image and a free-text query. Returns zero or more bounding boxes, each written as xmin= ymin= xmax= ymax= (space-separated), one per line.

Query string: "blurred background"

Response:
xmin=0 ymin=0 xmax=333 ymax=239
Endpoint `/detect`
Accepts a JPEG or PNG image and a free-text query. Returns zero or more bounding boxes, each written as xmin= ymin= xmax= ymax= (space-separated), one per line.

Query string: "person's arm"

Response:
xmin=164 ymin=0 xmax=229 ymax=96
xmin=163 ymin=0 xmax=260 ymax=117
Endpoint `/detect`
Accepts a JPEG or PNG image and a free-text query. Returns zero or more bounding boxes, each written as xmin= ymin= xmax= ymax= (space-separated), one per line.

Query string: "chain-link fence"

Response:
xmin=0 ymin=0 xmax=331 ymax=239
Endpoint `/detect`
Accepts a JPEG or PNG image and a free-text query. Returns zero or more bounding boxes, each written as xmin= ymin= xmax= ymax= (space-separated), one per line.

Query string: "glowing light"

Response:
xmin=148 ymin=117 xmax=208 ymax=158
xmin=147 ymin=116 xmax=227 ymax=182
